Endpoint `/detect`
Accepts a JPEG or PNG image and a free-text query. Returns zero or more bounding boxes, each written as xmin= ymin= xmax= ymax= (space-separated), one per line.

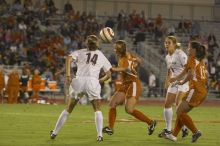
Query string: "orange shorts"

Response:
xmin=183 ymin=89 xmax=207 ymax=107
xmin=118 ymin=79 xmax=141 ymax=99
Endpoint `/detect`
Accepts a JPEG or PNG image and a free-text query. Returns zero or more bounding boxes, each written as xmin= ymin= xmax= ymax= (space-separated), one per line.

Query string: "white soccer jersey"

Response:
xmin=69 ymin=48 xmax=112 ymax=79
xmin=165 ymin=49 xmax=187 ymax=78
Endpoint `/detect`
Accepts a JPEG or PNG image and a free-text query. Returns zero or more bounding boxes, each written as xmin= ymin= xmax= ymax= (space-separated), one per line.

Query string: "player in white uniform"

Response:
xmin=159 ymin=36 xmax=189 ymax=138
xmin=50 ymin=35 xmax=112 ymax=141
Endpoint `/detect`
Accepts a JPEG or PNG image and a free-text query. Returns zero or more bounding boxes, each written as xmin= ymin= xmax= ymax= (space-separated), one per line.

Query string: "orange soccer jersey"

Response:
xmin=183 ymin=56 xmax=208 ymax=107
xmin=117 ymin=53 xmax=141 ymax=99
xmin=32 ymin=75 xmax=42 ymax=92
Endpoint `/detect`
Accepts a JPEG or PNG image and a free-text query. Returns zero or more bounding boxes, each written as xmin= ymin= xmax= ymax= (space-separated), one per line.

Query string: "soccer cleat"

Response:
xmin=158 ymin=129 xmax=172 ymax=138
xmin=192 ymin=130 xmax=202 ymax=143
xmin=164 ymin=133 xmax=177 ymax=142
xmin=97 ymin=136 xmax=103 ymax=142
xmin=182 ymin=128 xmax=189 ymax=138
xmin=102 ymin=126 xmax=113 ymax=135
xmin=50 ymin=130 xmax=57 ymax=139
xmin=148 ymin=120 xmax=157 ymax=135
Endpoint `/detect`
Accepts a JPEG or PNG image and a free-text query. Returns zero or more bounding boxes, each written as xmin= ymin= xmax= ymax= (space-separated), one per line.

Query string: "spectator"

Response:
xmin=105 ymin=16 xmax=115 ymax=29
xmin=191 ymin=21 xmax=201 ymax=37
xmin=148 ymin=71 xmax=157 ymax=97
xmin=208 ymin=32 xmax=219 ymax=52
xmin=64 ymin=0 xmax=73 ymax=14
xmin=167 ymin=25 xmax=175 ymax=36
xmin=42 ymin=67 xmax=53 ymax=81
xmin=155 ymin=14 xmax=163 ymax=28
xmin=117 ymin=17 xmax=126 ymax=40
xmin=6 ymin=67 xmax=20 ymax=104
xmin=31 ymin=69 xmax=42 ymax=103
xmin=19 ymin=68 xmax=30 ymax=103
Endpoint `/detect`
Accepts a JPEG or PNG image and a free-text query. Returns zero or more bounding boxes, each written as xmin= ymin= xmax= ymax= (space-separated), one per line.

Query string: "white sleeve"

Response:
xmin=102 ymin=56 xmax=112 ymax=72
xmin=179 ymin=52 xmax=187 ymax=66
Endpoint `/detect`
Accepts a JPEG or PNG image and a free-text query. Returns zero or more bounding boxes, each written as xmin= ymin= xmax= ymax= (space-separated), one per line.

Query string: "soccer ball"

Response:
xmin=99 ymin=27 xmax=114 ymax=43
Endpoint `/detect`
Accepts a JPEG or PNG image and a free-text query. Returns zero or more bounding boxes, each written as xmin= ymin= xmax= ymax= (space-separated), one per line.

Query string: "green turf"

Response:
xmin=0 ymin=104 xmax=219 ymax=146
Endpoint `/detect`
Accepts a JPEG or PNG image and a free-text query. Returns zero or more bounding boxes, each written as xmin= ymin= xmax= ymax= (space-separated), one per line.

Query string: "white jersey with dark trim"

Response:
xmin=165 ymin=49 xmax=187 ymax=78
xmin=69 ymin=48 xmax=112 ymax=79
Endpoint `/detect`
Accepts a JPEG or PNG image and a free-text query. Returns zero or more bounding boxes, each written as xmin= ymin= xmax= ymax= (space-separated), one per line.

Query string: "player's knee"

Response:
xmin=164 ymin=103 xmax=172 ymax=108
xmin=125 ymin=107 xmax=134 ymax=114
xmin=109 ymin=101 xmax=117 ymax=108
xmin=164 ymin=100 xmax=174 ymax=108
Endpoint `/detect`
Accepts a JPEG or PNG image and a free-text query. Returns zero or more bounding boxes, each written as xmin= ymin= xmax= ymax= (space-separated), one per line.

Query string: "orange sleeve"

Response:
xmin=118 ymin=58 xmax=128 ymax=68
xmin=186 ymin=57 xmax=195 ymax=71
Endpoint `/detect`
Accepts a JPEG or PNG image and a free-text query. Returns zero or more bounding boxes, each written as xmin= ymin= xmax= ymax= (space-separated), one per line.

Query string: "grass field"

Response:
xmin=0 ymin=104 xmax=220 ymax=146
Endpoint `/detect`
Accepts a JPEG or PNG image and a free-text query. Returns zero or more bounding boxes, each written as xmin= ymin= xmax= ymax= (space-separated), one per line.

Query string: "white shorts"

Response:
xmin=69 ymin=76 xmax=101 ymax=101
xmin=167 ymin=82 xmax=189 ymax=94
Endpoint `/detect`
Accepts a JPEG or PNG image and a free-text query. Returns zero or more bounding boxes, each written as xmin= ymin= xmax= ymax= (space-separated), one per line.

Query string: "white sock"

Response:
xmin=95 ymin=111 xmax=103 ymax=137
xmin=164 ymin=107 xmax=173 ymax=131
xmin=53 ymin=110 xmax=70 ymax=135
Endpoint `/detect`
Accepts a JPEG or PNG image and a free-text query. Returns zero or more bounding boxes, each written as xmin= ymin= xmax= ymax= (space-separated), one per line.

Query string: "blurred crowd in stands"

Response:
xmin=0 ymin=0 xmax=219 ymax=104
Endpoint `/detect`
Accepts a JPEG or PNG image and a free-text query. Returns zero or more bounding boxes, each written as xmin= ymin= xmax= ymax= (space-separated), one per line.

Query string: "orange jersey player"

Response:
xmin=103 ymin=40 xmax=157 ymax=136
xmin=164 ymin=41 xmax=208 ymax=143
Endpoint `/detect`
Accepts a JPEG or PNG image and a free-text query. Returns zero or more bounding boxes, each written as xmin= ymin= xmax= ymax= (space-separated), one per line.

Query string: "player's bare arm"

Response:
xmin=111 ymin=66 xmax=127 ymax=72
xmin=177 ymin=68 xmax=194 ymax=85
xmin=65 ymin=55 xmax=72 ymax=85
xmin=99 ymin=70 xmax=111 ymax=84
xmin=164 ymin=69 xmax=171 ymax=89
xmin=170 ymin=67 xmax=188 ymax=83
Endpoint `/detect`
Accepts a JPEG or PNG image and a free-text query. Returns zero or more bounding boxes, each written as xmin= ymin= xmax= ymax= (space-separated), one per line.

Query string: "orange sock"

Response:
xmin=180 ymin=113 xmax=197 ymax=133
xmin=173 ymin=117 xmax=183 ymax=137
xmin=131 ymin=109 xmax=152 ymax=125
xmin=109 ymin=108 xmax=116 ymax=129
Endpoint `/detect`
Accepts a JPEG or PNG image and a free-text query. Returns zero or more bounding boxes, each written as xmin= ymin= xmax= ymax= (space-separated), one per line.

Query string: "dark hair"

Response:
xmin=115 ymin=40 xmax=127 ymax=56
xmin=190 ymin=41 xmax=206 ymax=60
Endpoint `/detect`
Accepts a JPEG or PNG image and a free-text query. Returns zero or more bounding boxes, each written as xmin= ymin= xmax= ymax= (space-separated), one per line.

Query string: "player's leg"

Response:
xmin=164 ymin=100 xmax=191 ymax=141
xmin=176 ymin=91 xmax=189 ymax=138
xmin=91 ymin=99 xmax=104 ymax=141
xmin=50 ymin=97 xmax=79 ymax=139
xmin=180 ymin=90 xmax=206 ymax=142
xmin=103 ymin=91 xmax=125 ymax=135
xmin=159 ymin=91 xmax=176 ymax=137
xmin=125 ymin=96 xmax=156 ymax=135
xmin=125 ymin=80 xmax=156 ymax=135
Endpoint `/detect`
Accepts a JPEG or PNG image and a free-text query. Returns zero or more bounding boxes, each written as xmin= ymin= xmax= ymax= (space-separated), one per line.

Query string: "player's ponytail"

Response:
xmin=196 ymin=45 xmax=206 ymax=61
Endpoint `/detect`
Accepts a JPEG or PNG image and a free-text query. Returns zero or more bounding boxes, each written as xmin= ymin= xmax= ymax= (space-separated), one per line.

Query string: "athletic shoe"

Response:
xmin=102 ymin=126 xmax=113 ymax=135
xmin=192 ymin=130 xmax=202 ymax=143
xmin=50 ymin=130 xmax=57 ymax=139
xmin=148 ymin=120 xmax=157 ymax=135
xmin=158 ymin=129 xmax=172 ymax=138
xmin=97 ymin=136 xmax=103 ymax=141
xmin=182 ymin=128 xmax=189 ymax=138
xmin=164 ymin=133 xmax=177 ymax=142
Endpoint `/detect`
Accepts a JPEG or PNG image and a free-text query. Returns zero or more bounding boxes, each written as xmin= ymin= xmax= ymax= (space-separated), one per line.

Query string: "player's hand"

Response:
xmin=177 ymin=81 xmax=184 ymax=85
xmin=110 ymin=67 xmax=116 ymax=72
